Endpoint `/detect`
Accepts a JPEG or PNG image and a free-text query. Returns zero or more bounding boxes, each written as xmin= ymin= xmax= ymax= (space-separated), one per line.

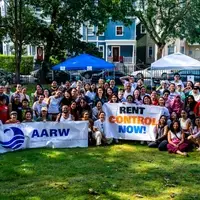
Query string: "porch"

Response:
xmin=105 ymin=41 xmax=136 ymax=64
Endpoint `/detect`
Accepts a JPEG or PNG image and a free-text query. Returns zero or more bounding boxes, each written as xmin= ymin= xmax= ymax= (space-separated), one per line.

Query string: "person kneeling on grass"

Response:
xmin=94 ymin=111 xmax=113 ymax=145
xmin=148 ymin=115 xmax=168 ymax=151
xmin=167 ymin=120 xmax=189 ymax=156
xmin=188 ymin=117 xmax=200 ymax=151
xmin=81 ymin=110 xmax=102 ymax=146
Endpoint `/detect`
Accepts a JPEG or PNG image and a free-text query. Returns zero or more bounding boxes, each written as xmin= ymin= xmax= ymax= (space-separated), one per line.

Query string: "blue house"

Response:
xmin=81 ymin=18 xmax=136 ymax=69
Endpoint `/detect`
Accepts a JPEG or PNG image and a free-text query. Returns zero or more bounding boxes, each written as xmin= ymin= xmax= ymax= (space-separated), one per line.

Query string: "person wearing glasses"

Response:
xmin=189 ymin=86 xmax=200 ymax=102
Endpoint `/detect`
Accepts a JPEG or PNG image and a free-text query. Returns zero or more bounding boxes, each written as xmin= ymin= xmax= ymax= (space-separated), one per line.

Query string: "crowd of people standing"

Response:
xmin=0 ymin=72 xmax=200 ymax=156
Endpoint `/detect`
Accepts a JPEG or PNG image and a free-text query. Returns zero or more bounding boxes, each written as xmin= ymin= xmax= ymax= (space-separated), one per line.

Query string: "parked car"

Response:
xmin=30 ymin=68 xmax=71 ymax=83
xmin=132 ymin=67 xmax=173 ymax=81
xmin=91 ymin=70 xmax=126 ymax=85
xmin=167 ymin=70 xmax=200 ymax=83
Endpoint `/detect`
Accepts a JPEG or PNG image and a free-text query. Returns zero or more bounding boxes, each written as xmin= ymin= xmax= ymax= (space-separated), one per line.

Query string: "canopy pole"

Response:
xmin=151 ymin=65 xmax=153 ymax=90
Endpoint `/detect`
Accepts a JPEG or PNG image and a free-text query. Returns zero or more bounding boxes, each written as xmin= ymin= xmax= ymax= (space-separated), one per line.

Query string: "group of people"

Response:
xmin=0 ymin=72 xmax=200 ymax=156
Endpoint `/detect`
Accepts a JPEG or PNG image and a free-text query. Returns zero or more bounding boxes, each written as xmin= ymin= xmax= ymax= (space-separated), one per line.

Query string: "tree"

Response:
xmin=0 ymin=0 xmax=40 ymax=83
xmin=180 ymin=0 xmax=200 ymax=44
xmin=105 ymin=0 xmax=193 ymax=59
xmin=28 ymin=0 xmax=113 ymax=82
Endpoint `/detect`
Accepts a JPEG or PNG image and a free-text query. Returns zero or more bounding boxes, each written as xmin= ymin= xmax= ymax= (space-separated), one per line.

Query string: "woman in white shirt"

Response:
xmin=20 ymin=87 xmax=30 ymax=102
xmin=94 ymin=111 xmax=112 ymax=145
xmin=48 ymin=90 xmax=63 ymax=120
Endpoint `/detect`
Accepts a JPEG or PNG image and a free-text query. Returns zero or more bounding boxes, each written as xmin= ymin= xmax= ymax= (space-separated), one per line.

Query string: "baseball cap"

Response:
xmin=41 ymin=107 xmax=48 ymax=112
xmin=10 ymin=111 xmax=17 ymax=116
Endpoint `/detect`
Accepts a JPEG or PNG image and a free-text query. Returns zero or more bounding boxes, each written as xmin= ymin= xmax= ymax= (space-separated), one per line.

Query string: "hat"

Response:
xmin=10 ymin=111 xmax=17 ymax=116
xmin=41 ymin=107 xmax=48 ymax=112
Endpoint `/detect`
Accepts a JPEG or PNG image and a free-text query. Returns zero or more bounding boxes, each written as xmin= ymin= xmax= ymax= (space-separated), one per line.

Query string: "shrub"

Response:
xmin=0 ymin=55 xmax=34 ymax=75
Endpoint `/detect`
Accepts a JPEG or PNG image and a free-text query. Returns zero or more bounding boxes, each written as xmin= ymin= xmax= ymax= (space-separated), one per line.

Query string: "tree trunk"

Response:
xmin=157 ymin=44 xmax=165 ymax=60
xmin=40 ymin=43 xmax=52 ymax=84
xmin=15 ymin=49 xmax=21 ymax=84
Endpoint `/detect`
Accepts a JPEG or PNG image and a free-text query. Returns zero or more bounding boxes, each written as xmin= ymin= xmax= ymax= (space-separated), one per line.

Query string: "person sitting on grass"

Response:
xmin=188 ymin=117 xmax=200 ymax=151
xmin=23 ymin=110 xmax=34 ymax=123
xmin=81 ymin=110 xmax=102 ymax=146
xmin=5 ymin=111 xmax=20 ymax=124
xmin=167 ymin=120 xmax=189 ymax=156
xmin=94 ymin=111 xmax=112 ymax=145
xmin=148 ymin=115 xmax=168 ymax=151
xmin=36 ymin=107 xmax=51 ymax=122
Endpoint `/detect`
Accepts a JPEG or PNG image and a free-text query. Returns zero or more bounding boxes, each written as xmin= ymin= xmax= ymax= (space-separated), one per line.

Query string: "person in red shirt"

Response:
xmin=151 ymin=91 xmax=159 ymax=105
xmin=0 ymin=96 xmax=9 ymax=124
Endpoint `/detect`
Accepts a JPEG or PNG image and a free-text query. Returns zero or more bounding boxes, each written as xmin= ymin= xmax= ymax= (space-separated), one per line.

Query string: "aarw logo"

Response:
xmin=0 ymin=127 xmax=25 ymax=150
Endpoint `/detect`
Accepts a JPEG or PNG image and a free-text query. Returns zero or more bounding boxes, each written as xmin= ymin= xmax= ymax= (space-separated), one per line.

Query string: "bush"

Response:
xmin=0 ymin=55 xmax=34 ymax=75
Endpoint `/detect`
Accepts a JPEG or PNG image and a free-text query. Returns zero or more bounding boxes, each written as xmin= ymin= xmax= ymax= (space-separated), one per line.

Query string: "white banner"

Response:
xmin=0 ymin=121 xmax=88 ymax=154
xmin=103 ymin=103 xmax=163 ymax=141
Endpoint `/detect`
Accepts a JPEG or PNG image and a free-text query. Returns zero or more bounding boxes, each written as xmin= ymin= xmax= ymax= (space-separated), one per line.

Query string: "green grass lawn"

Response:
xmin=0 ymin=143 xmax=200 ymax=200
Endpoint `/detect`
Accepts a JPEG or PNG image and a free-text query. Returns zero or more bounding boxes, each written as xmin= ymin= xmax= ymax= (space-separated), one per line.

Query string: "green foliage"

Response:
xmin=106 ymin=0 xmax=195 ymax=57
xmin=0 ymin=55 xmax=33 ymax=75
xmin=180 ymin=0 xmax=200 ymax=44
xmin=0 ymin=144 xmax=200 ymax=199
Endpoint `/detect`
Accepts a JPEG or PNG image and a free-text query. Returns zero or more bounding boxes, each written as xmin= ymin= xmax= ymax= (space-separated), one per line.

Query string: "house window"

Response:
xmin=189 ymin=50 xmax=193 ymax=55
xmin=116 ymin=26 xmax=123 ymax=36
xmin=181 ymin=46 xmax=185 ymax=54
xmin=32 ymin=46 xmax=36 ymax=55
xmin=99 ymin=32 xmax=104 ymax=36
xmin=140 ymin=24 xmax=146 ymax=34
xmin=168 ymin=45 xmax=174 ymax=55
xmin=99 ymin=45 xmax=104 ymax=58
xmin=87 ymin=25 xmax=95 ymax=36
xmin=148 ymin=46 xmax=153 ymax=58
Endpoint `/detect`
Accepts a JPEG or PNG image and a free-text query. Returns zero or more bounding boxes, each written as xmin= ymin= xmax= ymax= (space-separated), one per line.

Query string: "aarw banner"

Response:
xmin=103 ymin=103 xmax=163 ymax=141
xmin=0 ymin=121 xmax=88 ymax=154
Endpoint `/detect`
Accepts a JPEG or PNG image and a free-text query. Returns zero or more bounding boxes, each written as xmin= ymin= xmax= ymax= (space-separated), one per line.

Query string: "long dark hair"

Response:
xmin=142 ymin=95 xmax=152 ymax=105
xmin=185 ymin=95 xmax=197 ymax=110
xmin=170 ymin=120 xmax=181 ymax=133
xmin=158 ymin=115 xmax=167 ymax=126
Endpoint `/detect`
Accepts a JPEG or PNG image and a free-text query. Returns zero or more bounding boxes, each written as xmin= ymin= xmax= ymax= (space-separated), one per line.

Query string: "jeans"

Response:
xmin=148 ymin=140 xmax=168 ymax=151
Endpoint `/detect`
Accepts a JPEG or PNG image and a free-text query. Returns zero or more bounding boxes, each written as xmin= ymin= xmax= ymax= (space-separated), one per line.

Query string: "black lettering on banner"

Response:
xmin=119 ymin=107 xmax=126 ymax=114
xmin=119 ymin=106 xmax=146 ymax=114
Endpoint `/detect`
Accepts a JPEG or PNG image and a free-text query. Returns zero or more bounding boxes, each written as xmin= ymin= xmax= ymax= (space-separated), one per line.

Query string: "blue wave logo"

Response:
xmin=0 ymin=127 xmax=25 ymax=150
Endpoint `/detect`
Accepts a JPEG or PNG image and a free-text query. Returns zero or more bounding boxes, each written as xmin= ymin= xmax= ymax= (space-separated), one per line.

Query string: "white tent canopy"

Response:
xmin=151 ymin=52 xmax=200 ymax=70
